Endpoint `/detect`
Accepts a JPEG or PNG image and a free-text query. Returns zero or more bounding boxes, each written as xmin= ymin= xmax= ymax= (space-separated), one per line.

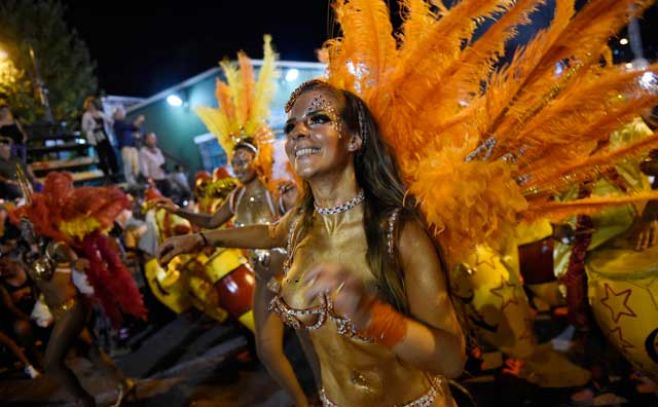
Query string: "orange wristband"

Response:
xmin=360 ymin=300 xmax=407 ymax=348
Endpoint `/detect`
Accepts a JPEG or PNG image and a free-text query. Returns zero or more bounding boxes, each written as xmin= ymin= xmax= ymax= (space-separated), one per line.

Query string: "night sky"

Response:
xmin=61 ymin=0 xmax=658 ymax=97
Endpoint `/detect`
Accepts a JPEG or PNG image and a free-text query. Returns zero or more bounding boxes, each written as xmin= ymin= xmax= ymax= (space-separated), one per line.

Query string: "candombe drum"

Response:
xmin=144 ymin=256 xmax=193 ymax=314
xmin=201 ymin=248 xmax=256 ymax=332
xmin=184 ymin=254 xmax=229 ymax=323
xmin=453 ymin=238 xmax=590 ymax=387
xmin=586 ymin=243 xmax=658 ymax=382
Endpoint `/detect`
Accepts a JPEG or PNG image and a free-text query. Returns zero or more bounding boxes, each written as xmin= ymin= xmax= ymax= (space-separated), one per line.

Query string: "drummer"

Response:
xmin=157 ymin=138 xmax=310 ymax=406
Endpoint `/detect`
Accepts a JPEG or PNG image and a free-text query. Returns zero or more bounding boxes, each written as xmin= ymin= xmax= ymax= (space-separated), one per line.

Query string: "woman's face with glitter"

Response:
xmin=231 ymin=147 xmax=258 ymax=184
xmin=284 ymin=89 xmax=353 ymax=180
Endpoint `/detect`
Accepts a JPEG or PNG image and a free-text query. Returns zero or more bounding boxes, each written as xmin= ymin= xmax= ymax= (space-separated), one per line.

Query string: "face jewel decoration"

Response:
xmin=307 ymin=95 xmax=341 ymax=134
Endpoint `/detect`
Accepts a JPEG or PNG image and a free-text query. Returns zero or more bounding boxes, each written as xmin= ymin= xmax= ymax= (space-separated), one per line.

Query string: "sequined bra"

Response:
xmin=269 ymin=293 xmax=371 ymax=341
xmin=268 ymin=208 xmax=401 ymax=339
xmin=25 ymin=242 xmax=69 ymax=282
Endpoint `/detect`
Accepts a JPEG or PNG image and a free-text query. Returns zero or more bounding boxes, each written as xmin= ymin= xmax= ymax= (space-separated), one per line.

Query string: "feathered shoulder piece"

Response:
xmin=196 ymin=35 xmax=278 ymax=185
xmin=323 ymin=0 xmax=658 ymax=262
xmin=10 ymin=172 xmax=129 ymax=243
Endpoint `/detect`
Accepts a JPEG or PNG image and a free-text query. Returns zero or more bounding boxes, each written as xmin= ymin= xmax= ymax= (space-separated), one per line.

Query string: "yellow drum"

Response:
xmin=453 ymin=243 xmax=590 ymax=387
xmin=144 ymin=257 xmax=192 ymax=314
xmin=201 ymin=248 xmax=256 ymax=332
xmin=587 ymin=243 xmax=658 ymax=382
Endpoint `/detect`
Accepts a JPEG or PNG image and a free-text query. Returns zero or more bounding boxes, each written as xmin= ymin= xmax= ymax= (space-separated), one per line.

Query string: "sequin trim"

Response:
xmin=319 ymin=376 xmax=442 ymax=407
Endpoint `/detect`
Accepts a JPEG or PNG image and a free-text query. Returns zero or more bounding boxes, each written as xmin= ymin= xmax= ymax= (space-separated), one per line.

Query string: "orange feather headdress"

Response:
xmin=319 ymin=0 xmax=658 ymax=261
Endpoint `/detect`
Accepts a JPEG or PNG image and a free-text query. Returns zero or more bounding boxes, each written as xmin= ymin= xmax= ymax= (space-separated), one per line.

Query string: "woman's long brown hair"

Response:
xmin=287 ymin=80 xmax=415 ymax=313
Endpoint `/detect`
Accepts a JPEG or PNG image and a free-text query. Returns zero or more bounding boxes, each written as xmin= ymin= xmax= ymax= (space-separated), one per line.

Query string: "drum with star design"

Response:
xmin=452 ymin=244 xmax=590 ymax=387
xmin=587 ymin=243 xmax=658 ymax=382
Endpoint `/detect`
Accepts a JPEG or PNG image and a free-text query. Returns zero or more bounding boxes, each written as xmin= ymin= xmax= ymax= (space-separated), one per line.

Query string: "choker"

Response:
xmin=314 ymin=190 xmax=365 ymax=216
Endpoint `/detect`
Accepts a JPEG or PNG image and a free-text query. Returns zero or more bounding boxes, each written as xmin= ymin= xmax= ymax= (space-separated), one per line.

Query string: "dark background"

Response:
xmin=61 ymin=0 xmax=658 ymax=97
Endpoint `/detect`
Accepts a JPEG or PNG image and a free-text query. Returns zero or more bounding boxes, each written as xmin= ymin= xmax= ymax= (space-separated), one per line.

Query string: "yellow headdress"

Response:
xmin=317 ymin=0 xmax=658 ymax=261
xmin=196 ymin=35 xmax=277 ymax=184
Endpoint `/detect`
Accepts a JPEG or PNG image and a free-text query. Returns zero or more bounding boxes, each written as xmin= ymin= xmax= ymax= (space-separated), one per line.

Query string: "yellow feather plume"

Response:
xmin=519 ymin=96 xmax=658 ymax=175
xmin=409 ymin=143 xmax=528 ymax=257
xmin=195 ymin=34 xmax=278 ymax=170
xmin=237 ymin=51 xmax=255 ymax=131
xmin=524 ymin=132 xmax=658 ymax=197
xmin=326 ymin=0 xmax=397 ymax=96
xmin=248 ymin=35 xmax=277 ymax=136
xmin=196 ymin=106 xmax=233 ymax=155
xmin=498 ymin=64 xmax=658 ymax=156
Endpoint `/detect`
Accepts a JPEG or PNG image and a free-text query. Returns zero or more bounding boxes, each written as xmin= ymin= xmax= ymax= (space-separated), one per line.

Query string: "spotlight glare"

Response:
xmin=167 ymin=94 xmax=183 ymax=107
xmin=285 ymin=68 xmax=299 ymax=82
xmin=619 ymin=38 xmax=629 ymax=45
xmin=639 ymin=71 xmax=658 ymax=93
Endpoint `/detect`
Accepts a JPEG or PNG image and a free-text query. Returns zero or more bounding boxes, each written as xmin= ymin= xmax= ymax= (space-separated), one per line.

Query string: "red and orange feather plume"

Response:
xmin=9 ymin=172 xmax=146 ymax=326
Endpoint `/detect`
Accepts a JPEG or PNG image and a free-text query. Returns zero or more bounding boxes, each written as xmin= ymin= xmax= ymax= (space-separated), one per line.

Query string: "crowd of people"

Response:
xmin=81 ymin=96 xmax=191 ymax=201
xmin=1 ymin=1 xmax=658 ymax=406
xmin=0 ymin=97 xmax=192 ymax=206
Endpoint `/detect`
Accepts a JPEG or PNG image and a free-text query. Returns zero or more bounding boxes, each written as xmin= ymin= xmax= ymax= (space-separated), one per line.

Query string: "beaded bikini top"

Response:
xmin=268 ymin=208 xmax=401 ymax=338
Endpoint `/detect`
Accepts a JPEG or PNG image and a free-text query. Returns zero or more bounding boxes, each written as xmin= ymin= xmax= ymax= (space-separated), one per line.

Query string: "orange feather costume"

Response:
xmin=321 ymin=0 xmax=658 ymax=263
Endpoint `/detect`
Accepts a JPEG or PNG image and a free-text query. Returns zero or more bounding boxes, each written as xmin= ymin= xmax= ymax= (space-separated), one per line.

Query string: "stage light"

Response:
xmin=167 ymin=94 xmax=183 ymax=107
xmin=285 ymin=68 xmax=299 ymax=82
xmin=555 ymin=62 xmax=564 ymax=75
xmin=639 ymin=71 xmax=657 ymax=93
xmin=619 ymin=38 xmax=629 ymax=45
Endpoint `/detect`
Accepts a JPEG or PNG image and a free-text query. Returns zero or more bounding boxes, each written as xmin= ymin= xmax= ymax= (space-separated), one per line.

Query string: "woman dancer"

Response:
xmin=159 ymin=0 xmax=658 ymax=405
xmin=159 ymin=80 xmax=466 ymax=405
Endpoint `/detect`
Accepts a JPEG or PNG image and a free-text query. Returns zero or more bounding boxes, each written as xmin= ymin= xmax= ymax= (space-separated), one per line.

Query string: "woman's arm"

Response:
xmin=389 ymin=220 xmax=465 ymax=377
xmin=303 ymin=220 xmax=465 ymax=378
xmin=163 ymin=197 xmax=234 ymax=229
xmin=157 ymin=212 xmax=292 ymax=265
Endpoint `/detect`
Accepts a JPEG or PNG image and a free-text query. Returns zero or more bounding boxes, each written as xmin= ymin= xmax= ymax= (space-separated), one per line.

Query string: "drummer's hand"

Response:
xmin=302 ymin=263 xmax=373 ymax=327
xmin=155 ymin=198 xmax=179 ymax=213
xmin=158 ymin=234 xmax=204 ymax=266
xmin=635 ymin=219 xmax=658 ymax=251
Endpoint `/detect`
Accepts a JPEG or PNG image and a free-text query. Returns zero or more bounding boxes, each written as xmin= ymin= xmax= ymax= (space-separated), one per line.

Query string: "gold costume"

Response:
xmin=273 ymin=207 xmax=453 ymax=407
xmin=229 ymin=183 xmax=277 ymax=228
